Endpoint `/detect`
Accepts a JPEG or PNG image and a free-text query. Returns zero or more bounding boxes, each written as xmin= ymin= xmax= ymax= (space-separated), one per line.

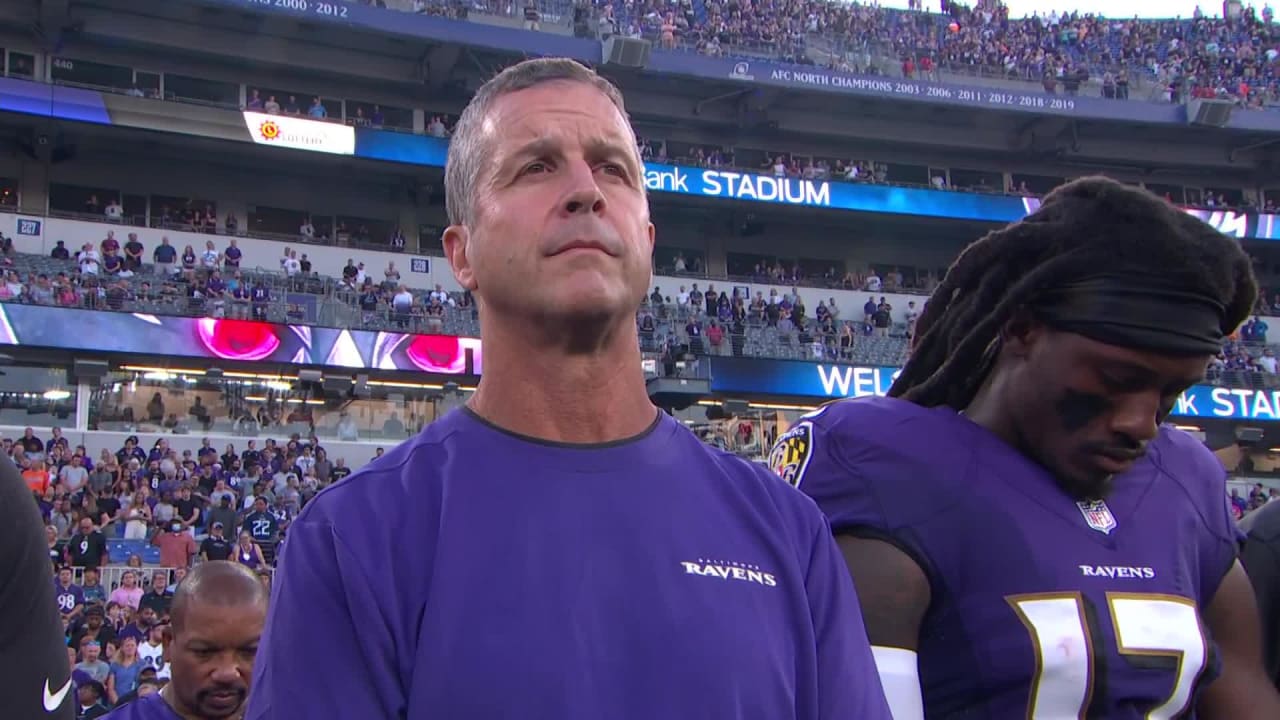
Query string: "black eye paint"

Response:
xmin=1055 ymin=389 xmax=1112 ymax=432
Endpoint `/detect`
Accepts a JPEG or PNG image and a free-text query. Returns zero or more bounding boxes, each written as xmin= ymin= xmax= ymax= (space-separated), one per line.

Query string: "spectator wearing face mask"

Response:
xmin=152 ymin=520 xmax=198 ymax=569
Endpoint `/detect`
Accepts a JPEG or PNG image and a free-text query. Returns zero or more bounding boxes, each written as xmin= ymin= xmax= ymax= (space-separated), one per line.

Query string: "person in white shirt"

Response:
xmin=283 ymin=252 xmax=301 ymax=277
xmin=1260 ymin=348 xmax=1278 ymax=374
xmin=335 ymin=411 xmax=360 ymax=441
xmin=201 ymin=241 xmax=220 ymax=270
xmin=295 ymin=447 xmax=316 ymax=476
xmin=78 ymin=244 xmax=101 ymax=275
xmin=137 ymin=623 xmax=170 ymax=680
xmin=104 ymin=200 xmax=123 ymax=221
xmin=392 ymin=287 xmax=414 ymax=312
xmin=264 ymin=95 xmax=282 ymax=114
xmin=299 ymin=220 xmax=315 ymax=238
xmin=865 ymin=273 xmax=882 ymax=292
xmin=677 ymin=286 xmax=690 ymax=307
xmin=355 ymin=263 xmax=367 ymax=285
xmin=428 ymin=285 xmax=454 ymax=307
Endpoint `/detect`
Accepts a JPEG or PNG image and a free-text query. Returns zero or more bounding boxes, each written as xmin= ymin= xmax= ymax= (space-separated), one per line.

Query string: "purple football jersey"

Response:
xmin=101 ymin=694 xmax=181 ymax=719
xmin=778 ymin=396 xmax=1239 ymax=719
xmin=245 ymin=408 xmax=890 ymax=720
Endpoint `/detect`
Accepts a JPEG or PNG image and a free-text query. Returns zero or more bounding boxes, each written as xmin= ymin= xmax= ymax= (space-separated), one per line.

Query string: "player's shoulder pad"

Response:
xmin=1148 ymin=425 xmax=1228 ymax=492
xmin=767 ymin=395 xmax=947 ymax=489
xmin=1147 ymin=425 xmax=1236 ymax=541
xmin=767 ymin=396 xmax=962 ymax=533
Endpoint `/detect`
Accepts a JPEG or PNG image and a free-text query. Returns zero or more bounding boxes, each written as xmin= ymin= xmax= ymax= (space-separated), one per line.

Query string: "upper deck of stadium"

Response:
xmin=0 ymin=0 xmax=1273 ymax=182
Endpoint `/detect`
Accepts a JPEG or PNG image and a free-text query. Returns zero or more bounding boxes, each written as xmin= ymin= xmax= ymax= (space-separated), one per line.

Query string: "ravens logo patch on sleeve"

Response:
xmin=768 ymin=422 xmax=814 ymax=488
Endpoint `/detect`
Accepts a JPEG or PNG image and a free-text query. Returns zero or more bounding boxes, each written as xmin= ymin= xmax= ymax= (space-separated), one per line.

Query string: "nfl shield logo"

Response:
xmin=1076 ymin=500 xmax=1117 ymax=535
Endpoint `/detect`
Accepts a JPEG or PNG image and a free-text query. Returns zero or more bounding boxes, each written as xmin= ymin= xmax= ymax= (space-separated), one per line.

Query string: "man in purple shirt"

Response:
xmin=246 ymin=58 xmax=890 ymax=720
xmin=104 ymin=561 xmax=266 ymax=719
xmin=774 ymin=178 xmax=1280 ymax=719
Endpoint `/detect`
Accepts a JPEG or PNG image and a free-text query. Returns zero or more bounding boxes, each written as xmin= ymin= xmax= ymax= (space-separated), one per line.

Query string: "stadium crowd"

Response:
xmin=368 ymin=0 xmax=1280 ymax=110
xmin=26 ymin=425 xmax=359 ymax=716
xmin=3 ymin=213 xmax=1280 ymax=385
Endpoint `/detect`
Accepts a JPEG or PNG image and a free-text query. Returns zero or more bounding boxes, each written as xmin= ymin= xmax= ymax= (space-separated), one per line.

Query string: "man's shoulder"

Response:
xmin=102 ymin=693 xmax=179 ymax=719
xmin=293 ymin=411 xmax=471 ymax=527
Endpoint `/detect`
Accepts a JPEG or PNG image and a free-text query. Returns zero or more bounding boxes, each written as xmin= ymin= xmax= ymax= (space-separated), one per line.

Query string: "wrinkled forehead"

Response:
xmin=482 ymin=82 xmax=638 ymax=162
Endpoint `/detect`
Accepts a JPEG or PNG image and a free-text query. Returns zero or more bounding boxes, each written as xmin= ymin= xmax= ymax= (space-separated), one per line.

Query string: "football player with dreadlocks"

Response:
xmin=769 ymin=177 xmax=1280 ymax=719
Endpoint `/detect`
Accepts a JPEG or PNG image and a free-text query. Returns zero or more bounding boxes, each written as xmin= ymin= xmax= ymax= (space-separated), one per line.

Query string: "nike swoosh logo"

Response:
xmin=43 ymin=677 xmax=72 ymax=712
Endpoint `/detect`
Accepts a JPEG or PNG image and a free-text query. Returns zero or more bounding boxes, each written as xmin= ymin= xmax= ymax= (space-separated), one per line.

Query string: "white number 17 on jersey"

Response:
xmin=1008 ymin=592 xmax=1209 ymax=720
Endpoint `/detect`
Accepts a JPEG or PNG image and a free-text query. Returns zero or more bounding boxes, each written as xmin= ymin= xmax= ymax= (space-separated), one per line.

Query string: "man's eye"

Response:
xmin=521 ymin=162 xmax=549 ymax=176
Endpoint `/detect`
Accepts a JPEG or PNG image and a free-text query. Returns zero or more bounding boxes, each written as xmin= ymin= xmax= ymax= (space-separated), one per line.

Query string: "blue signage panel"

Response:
xmin=196 ymin=0 xmax=1280 ymax=132
xmin=642 ymin=163 xmax=1036 ymax=221
xmin=708 ymin=356 xmax=1279 ymax=422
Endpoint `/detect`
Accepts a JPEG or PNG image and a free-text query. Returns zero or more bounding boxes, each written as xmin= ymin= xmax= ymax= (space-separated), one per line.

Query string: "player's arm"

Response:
xmin=836 ymin=535 xmax=931 ymax=720
xmin=0 ymin=459 xmax=76 ymax=718
xmin=1196 ymin=560 xmax=1280 ymax=718
xmin=806 ymin=522 xmax=894 ymax=719
xmin=243 ymin=518 xmax=404 ymax=719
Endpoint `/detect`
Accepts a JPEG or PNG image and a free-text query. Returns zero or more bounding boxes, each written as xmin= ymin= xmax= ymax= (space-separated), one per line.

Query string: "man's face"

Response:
xmin=1002 ymin=326 xmax=1210 ymax=500
xmin=59 ymin=569 xmax=71 ymax=585
xmin=79 ymin=520 xmax=93 ymax=535
xmin=445 ymin=80 xmax=654 ymax=326
xmin=83 ymin=644 xmax=99 ymax=662
xmin=139 ymin=607 xmax=155 ymax=626
xmin=84 ymin=570 xmax=98 ymax=586
xmin=166 ymin=600 xmax=266 ymax=719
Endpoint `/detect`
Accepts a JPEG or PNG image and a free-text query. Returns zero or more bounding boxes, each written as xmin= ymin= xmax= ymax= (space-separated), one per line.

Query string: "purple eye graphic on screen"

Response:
xmin=196 ymin=319 xmax=282 ymax=362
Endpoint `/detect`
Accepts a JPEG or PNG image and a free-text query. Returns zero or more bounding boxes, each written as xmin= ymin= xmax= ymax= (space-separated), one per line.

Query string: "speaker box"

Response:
xmin=1186 ymin=99 xmax=1234 ymax=127
xmin=602 ymin=36 xmax=651 ymax=69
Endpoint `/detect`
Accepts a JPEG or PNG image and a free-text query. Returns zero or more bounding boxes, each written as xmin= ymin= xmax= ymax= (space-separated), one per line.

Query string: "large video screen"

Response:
xmin=0 ymin=304 xmax=482 ymax=375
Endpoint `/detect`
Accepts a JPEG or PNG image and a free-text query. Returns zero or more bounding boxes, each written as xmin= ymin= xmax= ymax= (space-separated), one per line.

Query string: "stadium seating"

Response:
xmin=373 ymin=0 xmax=1280 ymax=111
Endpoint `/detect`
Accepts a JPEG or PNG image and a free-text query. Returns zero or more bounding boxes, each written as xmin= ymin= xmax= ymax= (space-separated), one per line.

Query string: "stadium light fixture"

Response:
xmin=42 ymin=389 xmax=71 ymax=401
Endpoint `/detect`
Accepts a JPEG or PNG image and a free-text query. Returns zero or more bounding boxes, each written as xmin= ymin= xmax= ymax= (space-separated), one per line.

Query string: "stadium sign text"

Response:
xmin=709 ymin=356 xmax=1280 ymax=422
xmin=643 ymin=167 xmax=831 ymax=207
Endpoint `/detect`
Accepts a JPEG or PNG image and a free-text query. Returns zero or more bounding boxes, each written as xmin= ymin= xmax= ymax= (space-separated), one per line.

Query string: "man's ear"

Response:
xmin=1000 ymin=307 xmax=1046 ymax=359
xmin=442 ymin=225 xmax=477 ymax=292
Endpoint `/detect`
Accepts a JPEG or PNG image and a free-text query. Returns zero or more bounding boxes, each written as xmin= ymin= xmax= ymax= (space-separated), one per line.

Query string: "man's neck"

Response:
xmin=469 ymin=318 xmax=655 ymax=444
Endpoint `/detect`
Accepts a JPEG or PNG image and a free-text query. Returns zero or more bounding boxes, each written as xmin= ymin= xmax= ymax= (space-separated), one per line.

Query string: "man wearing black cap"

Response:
xmin=776 ymin=178 xmax=1280 ymax=718
xmin=70 ymin=605 xmax=116 ymax=652
xmin=204 ymin=496 xmax=238 ymax=541
xmin=200 ymin=522 xmax=233 ymax=562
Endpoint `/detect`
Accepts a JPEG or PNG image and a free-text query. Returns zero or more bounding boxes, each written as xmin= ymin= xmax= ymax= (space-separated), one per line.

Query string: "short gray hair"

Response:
xmin=444 ymin=58 xmax=631 ymax=227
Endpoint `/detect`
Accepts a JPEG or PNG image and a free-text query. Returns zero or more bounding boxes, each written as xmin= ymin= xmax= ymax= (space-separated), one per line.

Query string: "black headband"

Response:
xmin=1030 ymin=274 xmax=1227 ymax=355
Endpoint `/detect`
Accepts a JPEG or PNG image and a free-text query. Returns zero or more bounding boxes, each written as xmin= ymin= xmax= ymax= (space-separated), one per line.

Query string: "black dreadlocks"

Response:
xmin=889 ymin=175 xmax=1258 ymax=409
